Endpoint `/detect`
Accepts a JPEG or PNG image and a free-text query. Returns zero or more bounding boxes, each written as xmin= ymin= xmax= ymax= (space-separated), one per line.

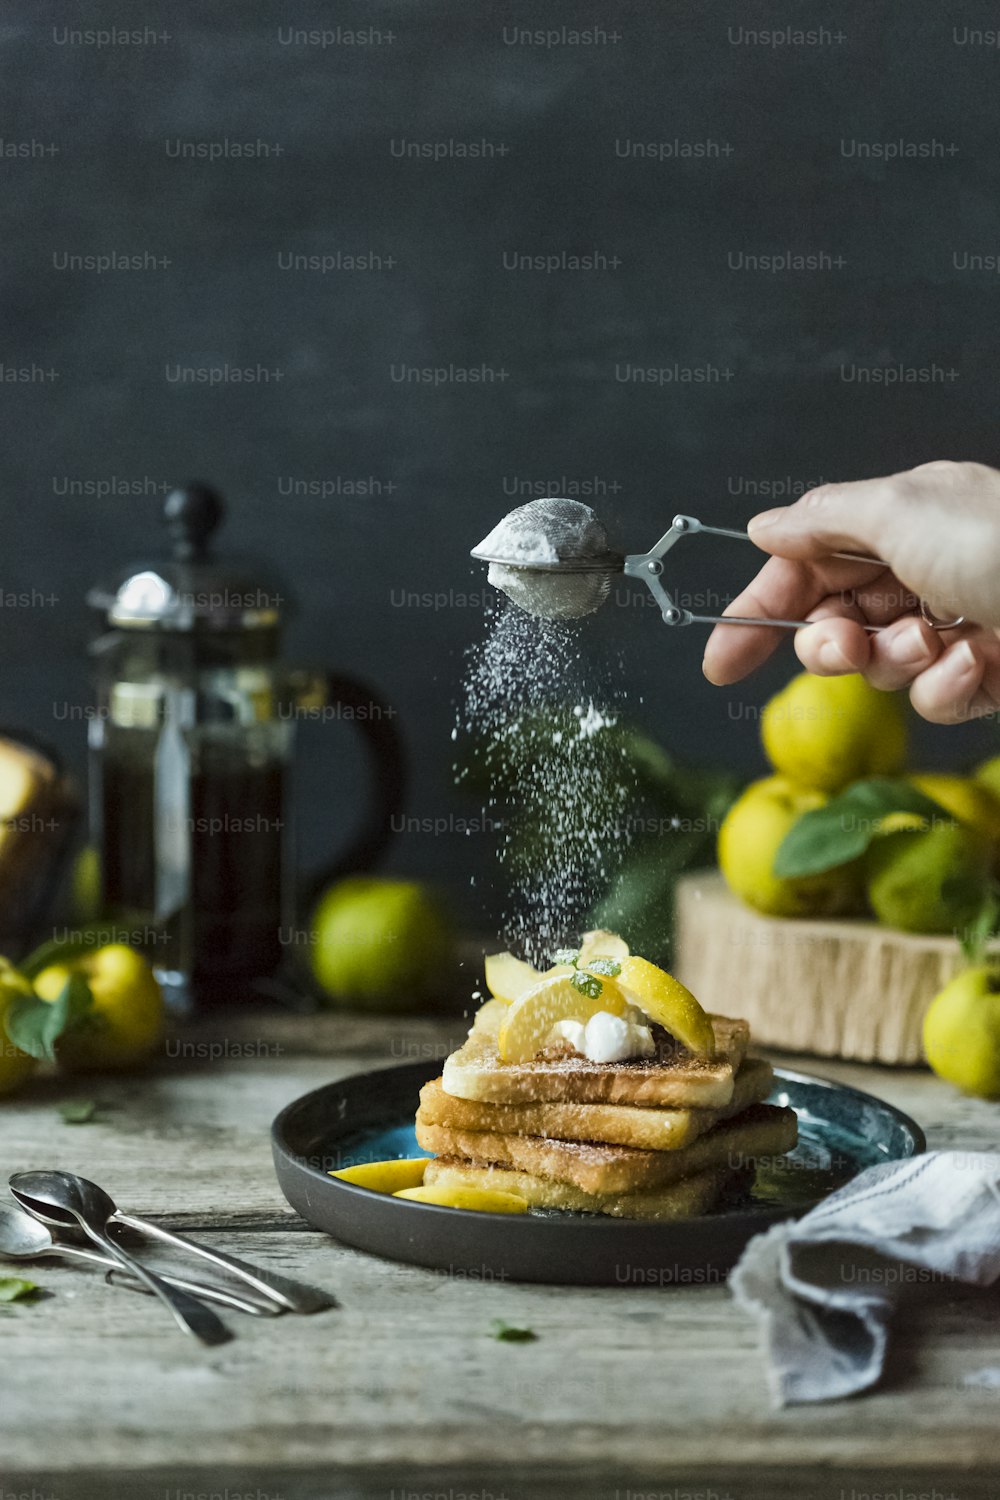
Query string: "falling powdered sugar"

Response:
xmin=456 ymin=599 xmax=632 ymax=966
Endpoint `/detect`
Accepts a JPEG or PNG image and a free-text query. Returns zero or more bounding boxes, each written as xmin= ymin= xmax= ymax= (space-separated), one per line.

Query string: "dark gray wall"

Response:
xmin=4 ymin=0 xmax=1000 ymax=923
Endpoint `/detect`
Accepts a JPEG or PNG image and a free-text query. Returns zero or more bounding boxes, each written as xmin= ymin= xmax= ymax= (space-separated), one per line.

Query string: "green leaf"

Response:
xmin=570 ymin=971 xmax=602 ymax=1000
xmin=552 ymin=948 xmax=580 ymax=967
xmin=773 ymin=778 xmax=951 ymax=879
xmin=489 ymin=1318 xmax=537 ymax=1343
xmin=960 ymin=888 xmax=1000 ymax=965
xmin=4 ymin=975 xmax=94 ymax=1062
xmin=19 ymin=925 xmax=123 ymax=981
xmin=59 ymin=1099 xmax=97 ymax=1125
xmin=585 ymin=957 xmax=621 ymax=977
xmin=0 ymin=1277 xmax=38 ymax=1303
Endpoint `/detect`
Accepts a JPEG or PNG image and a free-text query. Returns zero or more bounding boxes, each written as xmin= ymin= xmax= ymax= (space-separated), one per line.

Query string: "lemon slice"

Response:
xmin=577 ymin=929 xmax=630 ymax=967
xmin=484 ymin=951 xmax=541 ymax=1002
xmin=330 ymin=1158 xmax=428 ymax=1192
xmin=394 ymin=1185 xmax=528 ymax=1213
xmin=497 ymin=972 xmax=629 ymax=1063
xmin=471 ymin=997 xmax=511 ymax=1036
xmin=616 ymin=957 xmax=715 ymax=1057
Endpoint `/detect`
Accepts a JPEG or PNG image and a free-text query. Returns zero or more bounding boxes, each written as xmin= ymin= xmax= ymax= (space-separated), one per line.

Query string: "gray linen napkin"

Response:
xmin=730 ymin=1151 xmax=1000 ymax=1404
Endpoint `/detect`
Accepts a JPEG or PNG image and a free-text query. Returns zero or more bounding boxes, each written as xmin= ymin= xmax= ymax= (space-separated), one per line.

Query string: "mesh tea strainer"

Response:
xmin=471 ymin=498 xmax=963 ymax=631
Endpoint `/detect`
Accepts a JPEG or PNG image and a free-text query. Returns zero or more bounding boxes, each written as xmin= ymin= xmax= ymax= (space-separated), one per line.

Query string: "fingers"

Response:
xmin=908 ymin=636 xmax=1000 ymax=724
xmin=702 ymin=554 xmax=874 ymax=685
xmin=794 ymin=614 xmax=945 ymax=690
xmin=747 ymin=476 xmax=900 ymax=561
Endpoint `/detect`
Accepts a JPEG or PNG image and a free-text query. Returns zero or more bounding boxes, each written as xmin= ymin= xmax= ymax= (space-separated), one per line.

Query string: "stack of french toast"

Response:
xmin=415 ymin=931 xmax=797 ymax=1219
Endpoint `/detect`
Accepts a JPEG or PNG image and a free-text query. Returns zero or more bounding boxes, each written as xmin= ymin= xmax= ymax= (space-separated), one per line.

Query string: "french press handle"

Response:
xmin=289 ymin=670 xmax=406 ymax=908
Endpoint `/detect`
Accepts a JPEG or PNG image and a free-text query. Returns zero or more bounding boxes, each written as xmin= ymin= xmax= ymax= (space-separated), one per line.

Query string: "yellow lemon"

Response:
xmin=910 ymin=773 xmax=1000 ymax=844
xmin=761 ymin=672 xmax=907 ymax=793
xmin=497 ymin=972 xmax=629 ymax=1063
xmin=577 ymin=929 xmax=631 ymax=967
xmin=330 ymin=1158 xmax=428 ymax=1192
xmin=483 ymin=952 xmax=540 ymax=1002
xmin=923 ymin=966 xmax=1000 ymax=1099
xmin=34 ymin=944 xmax=163 ymax=1073
xmin=718 ymin=775 xmax=862 ymax=918
xmin=972 ymin=755 xmax=1000 ymax=806
xmin=394 ymin=1184 xmax=528 ymax=1213
xmin=616 ymin=957 xmax=715 ymax=1056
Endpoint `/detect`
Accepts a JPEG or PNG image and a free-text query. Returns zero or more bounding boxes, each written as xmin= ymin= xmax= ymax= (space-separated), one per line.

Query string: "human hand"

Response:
xmin=702 ymin=461 xmax=1000 ymax=724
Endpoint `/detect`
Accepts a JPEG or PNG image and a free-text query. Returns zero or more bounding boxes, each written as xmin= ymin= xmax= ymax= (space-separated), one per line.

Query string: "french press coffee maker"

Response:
xmin=86 ymin=484 xmax=405 ymax=1013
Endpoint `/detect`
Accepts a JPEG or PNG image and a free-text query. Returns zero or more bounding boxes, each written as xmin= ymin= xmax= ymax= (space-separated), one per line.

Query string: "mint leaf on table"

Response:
xmin=59 ymin=1099 xmax=97 ymax=1125
xmin=490 ymin=1318 xmax=537 ymax=1343
xmin=585 ymin=957 xmax=621 ymax=977
xmin=4 ymin=974 xmax=94 ymax=1062
xmin=774 ymin=778 xmax=951 ymax=879
xmin=570 ymin=971 xmax=602 ymax=1000
xmin=0 ymin=1277 xmax=38 ymax=1303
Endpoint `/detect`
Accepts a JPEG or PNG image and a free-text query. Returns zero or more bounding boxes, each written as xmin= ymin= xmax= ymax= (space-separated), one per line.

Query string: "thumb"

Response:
xmin=747 ymin=477 xmax=902 ymax=562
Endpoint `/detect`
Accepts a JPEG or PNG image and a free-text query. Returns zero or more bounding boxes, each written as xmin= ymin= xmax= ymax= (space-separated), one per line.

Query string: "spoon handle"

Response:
xmin=113 ymin=1211 xmax=335 ymax=1314
xmin=53 ymin=1245 xmax=280 ymax=1316
xmin=84 ymin=1225 xmax=233 ymax=1344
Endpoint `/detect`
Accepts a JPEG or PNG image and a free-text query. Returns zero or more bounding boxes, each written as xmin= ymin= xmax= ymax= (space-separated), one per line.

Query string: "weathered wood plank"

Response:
xmin=1 ymin=1012 xmax=998 ymax=1489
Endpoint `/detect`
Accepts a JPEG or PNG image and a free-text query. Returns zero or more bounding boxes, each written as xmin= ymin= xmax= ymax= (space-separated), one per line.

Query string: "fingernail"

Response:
xmin=953 ymin=640 xmax=978 ymax=673
xmin=818 ymin=639 xmax=855 ymax=672
xmin=748 ymin=510 xmax=781 ymax=532
xmin=892 ymin=622 xmax=930 ymax=664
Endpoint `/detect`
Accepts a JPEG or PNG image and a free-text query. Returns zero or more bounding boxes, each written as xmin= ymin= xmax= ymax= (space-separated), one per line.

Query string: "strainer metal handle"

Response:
xmin=623 ymin=515 xmax=964 ymax=632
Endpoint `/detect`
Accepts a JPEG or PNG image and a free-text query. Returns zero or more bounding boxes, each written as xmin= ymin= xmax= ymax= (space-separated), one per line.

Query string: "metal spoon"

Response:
xmin=12 ymin=1169 xmax=335 ymax=1314
xmin=10 ymin=1171 xmax=232 ymax=1345
xmin=0 ymin=1202 xmax=279 ymax=1316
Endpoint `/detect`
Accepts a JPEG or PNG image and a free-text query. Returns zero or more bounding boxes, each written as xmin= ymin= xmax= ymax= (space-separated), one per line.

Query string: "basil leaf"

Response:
xmin=0 ymin=1277 xmax=38 ymax=1302
xmin=4 ymin=975 xmax=94 ymax=1062
xmin=59 ymin=1099 xmax=97 ymax=1125
xmin=490 ymin=1318 xmax=537 ymax=1343
xmin=570 ymin=971 xmax=602 ymax=1000
xmin=774 ymin=778 xmax=951 ymax=879
xmin=585 ymin=957 xmax=621 ymax=977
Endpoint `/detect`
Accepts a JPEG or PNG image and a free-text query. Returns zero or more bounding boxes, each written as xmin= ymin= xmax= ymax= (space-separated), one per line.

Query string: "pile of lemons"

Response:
xmin=719 ymin=671 xmax=1000 ymax=930
xmin=718 ymin=670 xmax=1000 ymax=1098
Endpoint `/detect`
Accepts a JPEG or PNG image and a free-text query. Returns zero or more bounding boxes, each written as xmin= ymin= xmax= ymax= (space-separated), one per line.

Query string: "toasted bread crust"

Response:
xmin=422 ymin=1158 xmax=742 ymax=1220
xmin=420 ymin=1057 xmax=773 ymax=1151
xmin=416 ymin=1101 xmax=797 ymax=1195
xmin=441 ymin=1014 xmax=749 ymax=1107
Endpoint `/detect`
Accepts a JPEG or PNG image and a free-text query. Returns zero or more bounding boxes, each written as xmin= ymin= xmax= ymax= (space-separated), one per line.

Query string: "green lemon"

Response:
xmin=717 ymin=774 xmax=862 ymax=918
xmin=761 ymin=672 xmax=907 ymax=793
xmin=923 ymin=965 xmax=1000 ymax=1099
xmin=311 ymin=877 xmax=455 ymax=1011
xmin=865 ymin=821 xmax=991 ymax=935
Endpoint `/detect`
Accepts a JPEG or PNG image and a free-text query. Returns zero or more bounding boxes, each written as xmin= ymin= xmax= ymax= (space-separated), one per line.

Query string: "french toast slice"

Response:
xmin=423 ymin=1157 xmax=743 ymax=1220
xmin=416 ymin=1101 xmax=796 ymax=1195
xmin=419 ymin=1056 xmax=773 ymax=1151
xmin=441 ymin=1014 xmax=750 ymax=1107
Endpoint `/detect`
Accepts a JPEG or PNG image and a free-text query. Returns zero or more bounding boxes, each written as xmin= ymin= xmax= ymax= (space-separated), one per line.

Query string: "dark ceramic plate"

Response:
xmin=271 ymin=1061 xmax=925 ymax=1286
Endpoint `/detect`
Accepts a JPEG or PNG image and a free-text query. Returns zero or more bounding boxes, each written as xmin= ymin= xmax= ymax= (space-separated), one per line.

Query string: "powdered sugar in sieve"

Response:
xmin=472 ymin=498 xmax=622 ymax=620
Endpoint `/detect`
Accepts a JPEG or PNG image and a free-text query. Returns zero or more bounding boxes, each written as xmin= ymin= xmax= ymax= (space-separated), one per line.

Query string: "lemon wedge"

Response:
xmin=577 ymin=929 xmax=630 ymax=967
xmin=484 ymin=951 xmax=541 ymax=1002
xmin=394 ymin=1185 xmax=528 ymax=1213
xmin=616 ymin=957 xmax=715 ymax=1057
xmin=497 ymin=971 xmax=630 ymax=1063
xmin=330 ymin=1158 xmax=429 ymax=1192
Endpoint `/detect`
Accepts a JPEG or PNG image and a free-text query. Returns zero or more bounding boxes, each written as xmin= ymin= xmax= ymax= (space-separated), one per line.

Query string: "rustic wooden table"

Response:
xmin=3 ymin=1008 xmax=1000 ymax=1500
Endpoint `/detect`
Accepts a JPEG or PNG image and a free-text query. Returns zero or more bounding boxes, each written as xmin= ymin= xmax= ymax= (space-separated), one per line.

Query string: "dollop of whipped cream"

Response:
xmin=549 ymin=1009 xmax=655 ymax=1064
